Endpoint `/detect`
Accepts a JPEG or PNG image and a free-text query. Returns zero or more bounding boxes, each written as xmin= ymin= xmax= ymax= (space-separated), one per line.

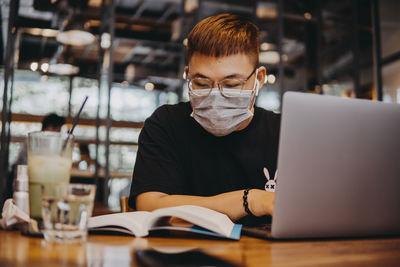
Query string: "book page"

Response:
xmin=88 ymin=211 xmax=151 ymax=237
xmin=146 ymin=205 xmax=234 ymax=237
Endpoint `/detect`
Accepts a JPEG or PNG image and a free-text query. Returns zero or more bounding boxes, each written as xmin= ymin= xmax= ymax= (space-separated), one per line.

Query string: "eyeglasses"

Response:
xmin=187 ymin=68 xmax=257 ymax=97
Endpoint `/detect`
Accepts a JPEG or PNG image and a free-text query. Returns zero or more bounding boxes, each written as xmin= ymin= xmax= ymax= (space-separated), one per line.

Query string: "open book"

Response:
xmin=88 ymin=205 xmax=242 ymax=240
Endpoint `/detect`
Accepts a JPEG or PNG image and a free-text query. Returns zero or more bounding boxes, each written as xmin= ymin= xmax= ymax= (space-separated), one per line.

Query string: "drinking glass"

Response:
xmin=41 ymin=183 xmax=96 ymax=243
xmin=28 ymin=131 xmax=74 ymax=220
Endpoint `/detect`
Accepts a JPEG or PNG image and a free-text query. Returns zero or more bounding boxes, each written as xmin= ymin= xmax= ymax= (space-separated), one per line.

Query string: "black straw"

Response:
xmin=62 ymin=96 xmax=88 ymax=151
xmin=68 ymin=95 xmax=89 ymax=135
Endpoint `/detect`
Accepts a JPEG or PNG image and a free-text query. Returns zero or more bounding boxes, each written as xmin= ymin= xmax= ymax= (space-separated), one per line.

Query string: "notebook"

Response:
xmin=244 ymin=92 xmax=400 ymax=239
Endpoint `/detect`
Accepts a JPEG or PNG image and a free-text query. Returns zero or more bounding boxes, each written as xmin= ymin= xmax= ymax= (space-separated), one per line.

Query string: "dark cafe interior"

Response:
xmin=0 ymin=0 xmax=400 ymax=266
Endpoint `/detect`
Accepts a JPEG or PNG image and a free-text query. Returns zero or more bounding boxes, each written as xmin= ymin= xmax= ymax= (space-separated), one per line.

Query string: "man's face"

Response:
xmin=186 ymin=53 xmax=266 ymax=133
xmin=186 ymin=53 xmax=261 ymax=91
xmin=186 ymin=53 xmax=266 ymax=114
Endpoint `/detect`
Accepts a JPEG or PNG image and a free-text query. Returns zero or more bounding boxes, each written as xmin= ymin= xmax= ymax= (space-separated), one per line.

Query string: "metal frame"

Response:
xmin=277 ymin=0 xmax=284 ymax=107
xmin=0 ymin=0 xmax=19 ymax=208
xmin=94 ymin=0 xmax=116 ymax=204
xmin=371 ymin=0 xmax=383 ymax=101
xmin=352 ymin=0 xmax=361 ymax=98
xmin=316 ymin=1 xmax=323 ymax=93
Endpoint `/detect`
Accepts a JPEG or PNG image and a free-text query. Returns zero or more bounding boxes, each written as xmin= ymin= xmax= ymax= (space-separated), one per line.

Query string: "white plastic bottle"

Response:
xmin=13 ymin=165 xmax=30 ymax=215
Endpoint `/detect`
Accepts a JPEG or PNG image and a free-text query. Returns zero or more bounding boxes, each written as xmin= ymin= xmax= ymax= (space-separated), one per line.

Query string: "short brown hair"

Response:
xmin=187 ymin=14 xmax=259 ymax=66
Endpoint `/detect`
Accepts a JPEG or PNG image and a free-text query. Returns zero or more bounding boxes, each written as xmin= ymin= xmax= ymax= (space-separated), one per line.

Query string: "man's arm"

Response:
xmin=136 ymin=190 xmax=274 ymax=222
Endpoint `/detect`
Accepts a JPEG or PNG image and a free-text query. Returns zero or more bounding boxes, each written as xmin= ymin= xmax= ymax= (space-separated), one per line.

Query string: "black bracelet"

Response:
xmin=243 ymin=189 xmax=255 ymax=216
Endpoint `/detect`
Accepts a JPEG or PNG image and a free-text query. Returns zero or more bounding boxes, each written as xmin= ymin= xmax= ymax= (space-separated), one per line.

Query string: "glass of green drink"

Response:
xmin=27 ymin=131 xmax=74 ymax=221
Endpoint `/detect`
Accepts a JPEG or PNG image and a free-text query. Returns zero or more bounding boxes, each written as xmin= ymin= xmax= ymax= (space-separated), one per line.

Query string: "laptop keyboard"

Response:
xmin=241 ymin=223 xmax=272 ymax=239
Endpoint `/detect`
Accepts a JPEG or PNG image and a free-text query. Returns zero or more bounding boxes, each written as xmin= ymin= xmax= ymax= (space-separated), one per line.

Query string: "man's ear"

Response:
xmin=184 ymin=66 xmax=189 ymax=79
xmin=257 ymin=66 xmax=267 ymax=88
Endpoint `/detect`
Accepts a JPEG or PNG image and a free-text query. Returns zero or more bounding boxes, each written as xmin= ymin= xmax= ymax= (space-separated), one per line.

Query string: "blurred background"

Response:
xmin=1 ymin=0 xmax=399 ymax=211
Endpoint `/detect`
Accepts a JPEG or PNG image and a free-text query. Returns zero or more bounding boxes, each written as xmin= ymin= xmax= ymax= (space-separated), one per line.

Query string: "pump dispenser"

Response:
xmin=13 ymin=165 xmax=30 ymax=215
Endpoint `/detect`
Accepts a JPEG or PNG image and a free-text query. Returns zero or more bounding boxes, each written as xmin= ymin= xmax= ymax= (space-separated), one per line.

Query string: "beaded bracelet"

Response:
xmin=243 ymin=188 xmax=255 ymax=216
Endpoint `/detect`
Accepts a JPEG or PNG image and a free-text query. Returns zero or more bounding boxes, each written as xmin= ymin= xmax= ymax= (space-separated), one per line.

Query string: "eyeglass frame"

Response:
xmin=186 ymin=67 xmax=258 ymax=97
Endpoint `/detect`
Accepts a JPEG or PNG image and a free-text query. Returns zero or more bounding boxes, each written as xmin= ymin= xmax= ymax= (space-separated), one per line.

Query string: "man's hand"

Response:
xmin=247 ymin=189 xmax=274 ymax=217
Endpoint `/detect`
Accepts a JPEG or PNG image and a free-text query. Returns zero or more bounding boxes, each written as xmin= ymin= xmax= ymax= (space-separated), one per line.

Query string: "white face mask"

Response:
xmin=189 ymin=72 xmax=260 ymax=136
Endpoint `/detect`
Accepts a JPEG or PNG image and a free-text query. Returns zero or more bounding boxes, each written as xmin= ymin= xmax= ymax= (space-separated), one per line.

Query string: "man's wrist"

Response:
xmin=243 ymin=189 xmax=255 ymax=216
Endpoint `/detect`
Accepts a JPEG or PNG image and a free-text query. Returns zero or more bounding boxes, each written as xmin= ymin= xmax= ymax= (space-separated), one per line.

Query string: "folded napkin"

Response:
xmin=0 ymin=199 xmax=38 ymax=231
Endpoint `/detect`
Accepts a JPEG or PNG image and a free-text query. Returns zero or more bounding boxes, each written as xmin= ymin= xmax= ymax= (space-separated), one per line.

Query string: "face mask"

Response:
xmin=189 ymin=72 xmax=260 ymax=136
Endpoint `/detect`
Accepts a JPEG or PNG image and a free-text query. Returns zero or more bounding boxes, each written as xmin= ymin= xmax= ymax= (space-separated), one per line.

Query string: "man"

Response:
xmin=40 ymin=113 xmax=65 ymax=132
xmin=129 ymin=14 xmax=280 ymax=225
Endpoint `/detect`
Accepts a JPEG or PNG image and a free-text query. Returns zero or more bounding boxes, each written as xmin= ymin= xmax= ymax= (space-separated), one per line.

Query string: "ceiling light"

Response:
xmin=48 ymin=63 xmax=79 ymax=75
xmin=125 ymin=64 xmax=136 ymax=81
xmin=25 ymin=28 xmax=58 ymax=38
xmin=29 ymin=28 xmax=42 ymax=36
xmin=145 ymin=82 xmax=155 ymax=91
xmin=101 ymin=33 xmax=111 ymax=49
xmin=267 ymin=74 xmax=276 ymax=84
xmin=40 ymin=63 xmax=49 ymax=72
xmin=30 ymin=62 xmax=38 ymax=71
xmin=259 ymin=51 xmax=280 ymax=64
xmin=304 ymin=12 xmax=312 ymax=20
xmin=132 ymin=45 xmax=152 ymax=55
xmin=261 ymin=42 xmax=273 ymax=51
xmin=256 ymin=2 xmax=278 ymax=19
xmin=184 ymin=0 xmax=198 ymax=13
xmin=171 ymin=18 xmax=182 ymax=41
xmin=41 ymin=29 xmax=58 ymax=37
xmin=57 ymin=30 xmax=95 ymax=46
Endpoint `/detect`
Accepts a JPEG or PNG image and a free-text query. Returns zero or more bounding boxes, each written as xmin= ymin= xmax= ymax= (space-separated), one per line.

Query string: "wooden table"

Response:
xmin=1 ymin=230 xmax=399 ymax=266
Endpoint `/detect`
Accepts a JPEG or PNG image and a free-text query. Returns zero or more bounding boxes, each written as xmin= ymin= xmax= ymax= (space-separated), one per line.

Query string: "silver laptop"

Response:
xmin=245 ymin=92 xmax=400 ymax=239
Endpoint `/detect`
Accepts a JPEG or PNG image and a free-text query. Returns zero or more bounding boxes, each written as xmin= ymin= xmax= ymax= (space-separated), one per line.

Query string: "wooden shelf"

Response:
xmin=2 ymin=112 xmax=144 ymax=129
xmin=71 ymin=167 xmax=132 ymax=179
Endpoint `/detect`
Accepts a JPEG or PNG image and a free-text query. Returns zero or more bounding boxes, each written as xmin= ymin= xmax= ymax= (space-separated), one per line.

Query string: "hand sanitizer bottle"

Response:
xmin=13 ymin=165 xmax=30 ymax=216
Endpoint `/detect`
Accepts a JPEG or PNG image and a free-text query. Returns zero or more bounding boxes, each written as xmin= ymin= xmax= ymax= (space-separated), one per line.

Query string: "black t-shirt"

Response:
xmin=129 ymin=102 xmax=281 ymax=224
